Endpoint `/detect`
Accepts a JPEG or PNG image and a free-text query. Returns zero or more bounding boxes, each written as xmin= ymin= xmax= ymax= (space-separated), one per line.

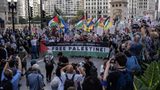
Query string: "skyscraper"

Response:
xmin=128 ymin=0 xmax=157 ymax=19
xmin=43 ymin=0 xmax=55 ymax=16
xmin=0 ymin=0 xmax=7 ymax=21
xmin=32 ymin=0 xmax=40 ymax=17
xmin=84 ymin=0 xmax=109 ymax=18
xmin=54 ymin=0 xmax=84 ymax=18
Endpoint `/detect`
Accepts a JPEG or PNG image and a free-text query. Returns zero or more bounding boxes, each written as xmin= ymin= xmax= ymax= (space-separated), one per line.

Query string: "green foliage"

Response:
xmin=134 ymin=61 xmax=160 ymax=90
xmin=76 ymin=10 xmax=84 ymax=18
xmin=19 ymin=17 xmax=27 ymax=24
xmin=32 ymin=15 xmax=41 ymax=21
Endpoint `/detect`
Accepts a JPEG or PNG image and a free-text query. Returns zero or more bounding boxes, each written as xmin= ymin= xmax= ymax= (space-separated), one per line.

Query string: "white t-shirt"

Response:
xmin=59 ymin=72 xmax=84 ymax=90
xmin=31 ymin=39 xmax=37 ymax=46
xmin=51 ymin=76 xmax=63 ymax=90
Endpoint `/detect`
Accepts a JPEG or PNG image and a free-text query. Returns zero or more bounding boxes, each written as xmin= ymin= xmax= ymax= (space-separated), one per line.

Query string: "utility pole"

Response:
xmin=28 ymin=0 xmax=31 ymax=30
xmin=131 ymin=0 xmax=133 ymax=19
xmin=40 ymin=0 xmax=43 ymax=29
xmin=156 ymin=0 xmax=159 ymax=20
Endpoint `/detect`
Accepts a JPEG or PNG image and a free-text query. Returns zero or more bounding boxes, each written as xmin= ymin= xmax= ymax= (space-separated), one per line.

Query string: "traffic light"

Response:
xmin=42 ymin=10 xmax=46 ymax=18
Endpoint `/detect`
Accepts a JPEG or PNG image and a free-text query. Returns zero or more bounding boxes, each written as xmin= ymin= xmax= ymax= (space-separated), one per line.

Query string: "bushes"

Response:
xmin=134 ymin=61 xmax=160 ymax=90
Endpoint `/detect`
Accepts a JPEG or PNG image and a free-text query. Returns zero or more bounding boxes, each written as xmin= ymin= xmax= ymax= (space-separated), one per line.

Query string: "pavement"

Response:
xmin=20 ymin=57 xmax=104 ymax=90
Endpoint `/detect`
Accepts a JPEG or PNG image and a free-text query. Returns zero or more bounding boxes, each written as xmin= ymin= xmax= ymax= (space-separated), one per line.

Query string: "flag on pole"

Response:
xmin=104 ymin=17 xmax=113 ymax=30
xmin=48 ymin=16 xmax=59 ymax=27
xmin=75 ymin=16 xmax=85 ymax=29
xmin=95 ymin=17 xmax=102 ymax=27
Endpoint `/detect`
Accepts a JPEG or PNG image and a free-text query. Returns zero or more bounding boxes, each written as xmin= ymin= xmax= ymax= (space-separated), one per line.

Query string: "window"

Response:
xmin=112 ymin=4 xmax=114 ymax=7
xmin=119 ymin=4 xmax=121 ymax=7
xmin=116 ymin=4 xmax=118 ymax=7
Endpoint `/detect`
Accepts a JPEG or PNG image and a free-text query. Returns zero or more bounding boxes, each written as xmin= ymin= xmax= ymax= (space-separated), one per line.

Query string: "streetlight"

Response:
xmin=8 ymin=0 xmax=17 ymax=31
xmin=28 ymin=0 xmax=31 ymax=31
xmin=131 ymin=0 xmax=133 ymax=19
xmin=40 ymin=0 xmax=43 ymax=29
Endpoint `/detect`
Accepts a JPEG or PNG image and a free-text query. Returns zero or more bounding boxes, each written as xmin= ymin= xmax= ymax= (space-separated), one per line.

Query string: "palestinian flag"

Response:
xmin=75 ymin=16 xmax=85 ymax=29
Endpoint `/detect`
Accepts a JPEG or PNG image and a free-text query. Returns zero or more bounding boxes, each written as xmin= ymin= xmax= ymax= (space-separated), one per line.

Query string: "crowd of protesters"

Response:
xmin=0 ymin=17 xmax=159 ymax=90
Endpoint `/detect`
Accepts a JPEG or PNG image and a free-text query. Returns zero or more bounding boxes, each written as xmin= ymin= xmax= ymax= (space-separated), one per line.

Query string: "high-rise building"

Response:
xmin=0 ymin=0 xmax=7 ymax=21
xmin=43 ymin=0 xmax=55 ymax=16
xmin=84 ymin=0 xmax=109 ymax=18
xmin=18 ymin=0 xmax=26 ymax=18
xmin=54 ymin=0 xmax=84 ymax=18
xmin=32 ymin=0 xmax=40 ymax=17
xmin=128 ymin=0 xmax=157 ymax=19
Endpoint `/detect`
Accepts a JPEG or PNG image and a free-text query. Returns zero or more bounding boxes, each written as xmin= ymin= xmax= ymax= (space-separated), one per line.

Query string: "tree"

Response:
xmin=19 ymin=16 xmax=27 ymax=24
xmin=32 ymin=15 xmax=41 ymax=21
xmin=77 ymin=10 xmax=84 ymax=18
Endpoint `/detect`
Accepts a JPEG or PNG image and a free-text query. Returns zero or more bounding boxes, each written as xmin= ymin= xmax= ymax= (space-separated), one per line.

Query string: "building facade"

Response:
xmin=128 ymin=0 xmax=157 ymax=19
xmin=0 ymin=0 xmax=7 ymax=21
xmin=32 ymin=0 xmax=40 ymax=17
xmin=18 ymin=0 xmax=26 ymax=18
xmin=54 ymin=0 xmax=84 ymax=18
xmin=84 ymin=0 xmax=109 ymax=18
xmin=43 ymin=0 xmax=55 ymax=16
xmin=110 ymin=0 xmax=128 ymax=20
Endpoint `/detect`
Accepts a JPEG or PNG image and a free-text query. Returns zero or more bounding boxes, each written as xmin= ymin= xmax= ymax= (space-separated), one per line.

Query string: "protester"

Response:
xmin=18 ymin=46 xmax=28 ymax=75
xmin=103 ymin=52 xmax=134 ymax=90
xmin=82 ymin=76 xmax=103 ymax=90
xmin=60 ymin=64 xmax=85 ymax=90
xmin=27 ymin=64 xmax=45 ymax=90
xmin=82 ymin=56 xmax=97 ymax=78
xmin=30 ymin=37 xmax=38 ymax=59
xmin=1 ymin=55 xmax=22 ymax=90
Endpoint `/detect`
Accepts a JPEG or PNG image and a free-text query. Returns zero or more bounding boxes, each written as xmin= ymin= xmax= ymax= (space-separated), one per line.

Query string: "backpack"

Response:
xmin=116 ymin=70 xmax=133 ymax=90
xmin=89 ymin=65 xmax=98 ymax=77
xmin=0 ymin=79 xmax=13 ymax=90
xmin=64 ymin=74 xmax=75 ymax=90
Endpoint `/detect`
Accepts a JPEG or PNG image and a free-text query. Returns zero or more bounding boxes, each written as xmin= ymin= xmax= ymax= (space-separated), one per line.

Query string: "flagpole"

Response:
xmin=157 ymin=0 xmax=159 ymax=20
xmin=40 ymin=0 xmax=43 ymax=29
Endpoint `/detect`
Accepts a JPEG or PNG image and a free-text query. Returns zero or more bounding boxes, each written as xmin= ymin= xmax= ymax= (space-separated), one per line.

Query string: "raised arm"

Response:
xmin=103 ymin=60 xmax=111 ymax=81
xmin=16 ymin=56 xmax=22 ymax=71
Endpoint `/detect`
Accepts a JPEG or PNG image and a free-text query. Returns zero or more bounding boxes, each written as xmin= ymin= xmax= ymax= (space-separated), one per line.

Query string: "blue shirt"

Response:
xmin=1 ymin=70 xmax=21 ymax=90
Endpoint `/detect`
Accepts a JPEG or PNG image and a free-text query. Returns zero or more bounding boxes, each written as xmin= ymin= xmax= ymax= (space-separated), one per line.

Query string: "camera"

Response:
xmin=110 ymin=59 xmax=116 ymax=71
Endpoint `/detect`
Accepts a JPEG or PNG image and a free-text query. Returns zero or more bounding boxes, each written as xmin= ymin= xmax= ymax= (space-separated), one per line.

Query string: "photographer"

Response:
xmin=103 ymin=52 xmax=134 ymax=90
xmin=83 ymin=56 xmax=97 ymax=78
xmin=1 ymin=55 xmax=22 ymax=90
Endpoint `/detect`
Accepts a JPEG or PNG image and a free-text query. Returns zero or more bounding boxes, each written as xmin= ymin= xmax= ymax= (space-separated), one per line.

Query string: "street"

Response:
xmin=20 ymin=57 xmax=104 ymax=90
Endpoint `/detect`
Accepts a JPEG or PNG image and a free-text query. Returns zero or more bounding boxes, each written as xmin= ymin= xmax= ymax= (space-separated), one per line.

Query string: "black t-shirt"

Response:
xmin=0 ymin=47 xmax=7 ymax=60
xmin=83 ymin=61 xmax=93 ymax=77
xmin=107 ymin=70 xmax=133 ymax=90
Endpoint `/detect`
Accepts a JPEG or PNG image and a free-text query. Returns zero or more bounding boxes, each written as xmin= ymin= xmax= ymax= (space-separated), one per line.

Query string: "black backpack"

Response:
xmin=89 ymin=65 xmax=98 ymax=77
xmin=0 ymin=79 xmax=13 ymax=90
xmin=116 ymin=70 xmax=133 ymax=90
xmin=64 ymin=74 xmax=75 ymax=90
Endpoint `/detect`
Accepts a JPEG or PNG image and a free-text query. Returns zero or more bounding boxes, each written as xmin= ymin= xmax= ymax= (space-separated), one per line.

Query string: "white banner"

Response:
xmin=48 ymin=46 xmax=109 ymax=53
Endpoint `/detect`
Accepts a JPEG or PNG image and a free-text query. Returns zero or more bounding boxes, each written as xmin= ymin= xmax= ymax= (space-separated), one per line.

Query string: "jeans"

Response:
xmin=31 ymin=46 xmax=38 ymax=59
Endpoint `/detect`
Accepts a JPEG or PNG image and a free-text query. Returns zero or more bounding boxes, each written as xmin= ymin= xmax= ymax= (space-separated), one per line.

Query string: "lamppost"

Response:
xmin=8 ymin=0 xmax=17 ymax=31
xmin=156 ymin=0 xmax=159 ymax=20
xmin=131 ymin=0 xmax=133 ymax=19
xmin=40 ymin=0 xmax=43 ymax=29
xmin=28 ymin=0 xmax=31 ymax=31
